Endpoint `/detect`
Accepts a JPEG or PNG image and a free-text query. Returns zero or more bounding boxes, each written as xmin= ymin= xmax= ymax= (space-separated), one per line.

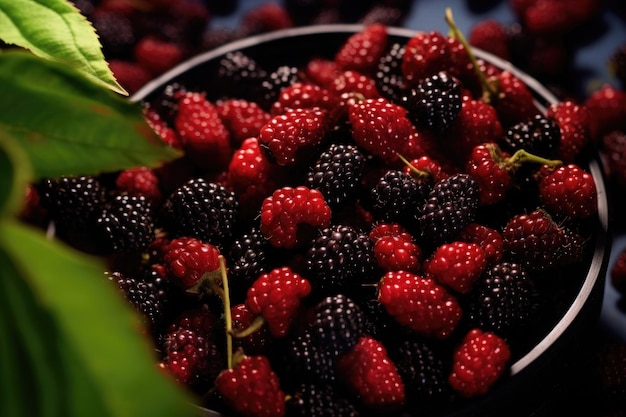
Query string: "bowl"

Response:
xmin=133 ymin=24 xmax=612 ymax=417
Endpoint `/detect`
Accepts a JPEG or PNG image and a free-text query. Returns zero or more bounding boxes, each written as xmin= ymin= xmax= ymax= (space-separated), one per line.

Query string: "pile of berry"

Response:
xmin=71 ymin=0 xmax=414 ymax=94
xmin=25 ymin=20 xmax=607 ymax=417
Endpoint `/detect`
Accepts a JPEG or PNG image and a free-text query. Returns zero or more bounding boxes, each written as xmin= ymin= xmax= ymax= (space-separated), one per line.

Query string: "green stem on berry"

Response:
xmin=397 ymin=153 xmax=430 ymax=181
xmin=444 ymin=7 xmax=502 ymax=103
xmin=219 ymin=255 xmax=234 ymax=370
xmin=230 ymin=315 xmax=266 ymax=338
xmin=507 ymin=149 xmax=562 ymax=168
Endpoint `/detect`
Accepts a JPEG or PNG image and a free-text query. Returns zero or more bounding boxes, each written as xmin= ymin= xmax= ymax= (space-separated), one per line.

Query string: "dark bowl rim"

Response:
xmin=131 ymin=21 xmax=611 ymax=394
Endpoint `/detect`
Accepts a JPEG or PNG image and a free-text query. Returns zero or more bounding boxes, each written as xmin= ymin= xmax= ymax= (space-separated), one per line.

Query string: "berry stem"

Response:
xmin=444 ymin=7 xmax=501 ymax=103
xmin=508 ymin=149 xmax=562 ymax=168
xmin=230 ymin=315 xmax=266 ymax=338
xmin=219 ymin=255 xmax=234 ymax=369
xmin=397 ymin=153 xmax=430 ymax=181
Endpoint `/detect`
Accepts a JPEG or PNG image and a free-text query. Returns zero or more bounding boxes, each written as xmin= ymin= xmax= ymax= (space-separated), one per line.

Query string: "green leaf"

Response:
xmin=0 ymin=131 xmax=33 ymax=217
xmin=0 ymin=51 xmax=181 ymax=179
xmin=0 ymin=249 xmax=67 ymax=417
xmin=0 ymin=0 xmax=126 ymax=95
xmin=0 ymin=220 xmax=202 ymax=417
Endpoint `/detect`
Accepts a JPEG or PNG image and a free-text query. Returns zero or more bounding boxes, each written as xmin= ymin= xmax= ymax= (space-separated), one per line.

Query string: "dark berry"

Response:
xmin=163 ymin=178 xmax=239 ymax=250
xmin=310 ymin=294 xmax=364 ymax=359
xmin=418 ymin=174 xmax=479 ymax=246
xmin=96 ymin=193 xmax=154 ymax=253
xmin=154 ymin=82 xmax=187 ymax=126
xmin=106 ymin=268 xmax=172 ymax=332
xmin=375 ymin=42 xmax=407 ymax=103
xmin=502 ymin=114 xmax=561 ymax=158
xmin=286 ymin=331 xmax=336 ymax=383
xmin=38 ymin=175 xmax=106 ymax=234
xmin=467 ymin=262 xmax=541 ymax=338
xmin=402 ymin=71 xmax=462 ymax=135
xmin=92 ymin=12 xmax=136 ymax=59
xmin=390 ymin=338 xmax=451 ymax=405
xmin=286 ymin=382 xmax=360 ymax=417
xmin=360 ymin=297 xmax=400 ymax=342
xmin=370 ymin=169 xmax=430 ymax=228
xmin=227 ymin=227 xmax=272 ymax=302
xmin=305 ymin=224 xmax=378 ymax=293
xmin=260 ymin=65 xmax=301 ymax=110
xmin=216 ymin=51 xmax=268 ymax=101
xmin=305 ymin=143 xmax=366 ymax=208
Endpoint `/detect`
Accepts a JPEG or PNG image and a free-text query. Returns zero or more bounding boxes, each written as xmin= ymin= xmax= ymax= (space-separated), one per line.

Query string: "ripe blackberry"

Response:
xmin=154 ymin=82 xmax=187 ymax=125
xmin=106 ymin=268 xmax=171 ymax=332
xmin=502 ymin=114 xmax=561 ymax=158
xmin=305 ymin=143 xmax=366 ymax=208
xmin=227 ymin=227 xmax=272 ymax=303
xmin=370 ymin=170 xmax=430 ymax=228
xmin=402 ymin=71 xmax=462 ymax=135
xmin=91 ymin=11 xmax=136 ymax=59
xmin=68 ymin=0 xmax=95 ymax=17
xmin=260 ymin=65 xmax=301 ymax=109
xmin=216 ymin=51 xmax=268 ymax=101
xmin=96 ymin=193 xmax=155 ymax=253
xmin=390 ymin=338 xmax=451 ymax=405
xmin=467 ymin=262 xmax=541 ymax=338
xmin=418 ymin=174 xmax=479 ymax=246
xmin=310 ymin=294 xmax=365 ymax=359
xmin=375 ymin=42 xmax=407 ymax=103
xmin=286 ymin=331 xmax=336 ymax=383
xmin=305 ymin=224 xmax=378 ymax=293
xmin=163 ymin=178 xmax=239 ymax=250
xmin=286 ymin=382 xmax=360 ymax=417
xmin=38 ymin=175 xmax=106 ymax=234
xmin=360 ymin=297 xmax=400 ymax=343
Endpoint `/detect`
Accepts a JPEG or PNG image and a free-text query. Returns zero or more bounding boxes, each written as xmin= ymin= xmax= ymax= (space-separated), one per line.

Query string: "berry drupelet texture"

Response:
xmin=467 ymin=262 xmax=541 ymax=338
xmin=309 ymin=294 xmax=365 ymax=359
xmin=96 ymin=193 xmax=155 ymax=253
xmin=305 ymin=224 xmax=378 ymax=293
xmin=305 ymin=143 xmax=366 ymax=208
xmin=402 ymin=71 xmax=462 ymax=135
xmin=418 ymin=173 xmax=479 ymax=246
xmin=370 ymin=169 xmax=431 ymax=228
xmin=163 ymin=177 xmax=239 ymax=250
xmin=37 ymin=175 xmax=106 ymax=234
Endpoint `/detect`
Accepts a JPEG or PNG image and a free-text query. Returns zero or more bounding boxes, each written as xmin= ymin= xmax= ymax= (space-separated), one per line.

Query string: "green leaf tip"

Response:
xmin=0 ymin=0 xmax=127 ymax=95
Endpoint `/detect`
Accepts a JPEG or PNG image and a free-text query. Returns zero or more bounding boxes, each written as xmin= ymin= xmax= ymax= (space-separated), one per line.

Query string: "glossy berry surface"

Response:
xmin=245 ymin=266 xmax=311 ymax=338
xmin=448 ymin=328 xmax=511 ymax=398
xmin=337 ymin=336 xmax=406 ymax=411
xmin=378 ymin=271 xmax=462 ymax=339
xmin=215 ymin=355 xmax=286 ymax=417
